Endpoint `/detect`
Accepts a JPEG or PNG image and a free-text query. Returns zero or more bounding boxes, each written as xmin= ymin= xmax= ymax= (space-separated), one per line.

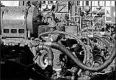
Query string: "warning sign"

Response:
xmin=105 ymin=7 xmax=116 ymax=23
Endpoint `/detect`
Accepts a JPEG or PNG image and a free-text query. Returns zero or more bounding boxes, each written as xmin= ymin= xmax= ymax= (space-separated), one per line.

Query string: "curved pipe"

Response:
xmin=39 ymin=30 xmax=87 ymax=61
xmin=43 ymin=42 xmax=116 ymax=72
xmin=103 ymin=35 xmax=115 ymax=44
xmin=38 ymin=30 xmax=82 ymax=42
xmin=88 ymin=34 xmax=111 ymax=51
xmin=39 ymin=30 xmax=87 ymax=64
xmin=38 ymin=31 xmax=116 ymax=71
xmin=36 ymin=45 xmax=53 ymax=66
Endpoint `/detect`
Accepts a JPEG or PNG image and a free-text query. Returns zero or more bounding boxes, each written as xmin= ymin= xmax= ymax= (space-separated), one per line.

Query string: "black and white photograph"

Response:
xmin=0 ymin=0 xmax=116 ymax=80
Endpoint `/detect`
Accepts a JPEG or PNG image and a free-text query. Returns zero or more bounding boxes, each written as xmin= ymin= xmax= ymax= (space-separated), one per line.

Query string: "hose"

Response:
xmin=88 ymin=34 xmax=115 ymax=55
xmin=38 ymin=30 xmax=87 ymax=65
xmin=38 ymin=30 xmax=82 ymax=42
xmin=103 ymin=35 xmax=115 ymax=44
xmin=36 ymin=45 xmax=53 ymax=66
xmin=87 ymin=34 xmax=110 ymax=50
xmin=42 ymin=42 xmax=115 ymax=72
xmin=102 ymin=36 xmax=114 ymax=51
xmin=38 ymin=31 xmax=116 ymax=71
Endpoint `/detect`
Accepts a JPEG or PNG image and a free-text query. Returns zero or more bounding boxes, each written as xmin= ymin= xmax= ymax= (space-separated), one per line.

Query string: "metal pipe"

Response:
xmin=36 ymin=45 xmax=53 ymax=66
xmin=38 ymin=31 xmax=116 ymax=71
xmin=38 ymin=30 xmax=87 ymax=64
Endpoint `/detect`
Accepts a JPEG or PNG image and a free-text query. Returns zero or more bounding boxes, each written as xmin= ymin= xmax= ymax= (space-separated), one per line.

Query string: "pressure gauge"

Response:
xmin=41 ymin=4 xmax=46 ymax=9
xmin=48 ymin=4 xmax=52 ymax=9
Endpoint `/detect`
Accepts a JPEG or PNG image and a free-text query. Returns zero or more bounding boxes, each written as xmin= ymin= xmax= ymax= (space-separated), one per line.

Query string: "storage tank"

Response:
xmin=0 ymin=6 xmax=39 ymax=38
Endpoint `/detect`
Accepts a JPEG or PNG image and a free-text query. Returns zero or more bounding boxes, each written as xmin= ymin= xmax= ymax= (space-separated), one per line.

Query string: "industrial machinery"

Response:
xmin=0 ymin=1 xmax=116 ymax=80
